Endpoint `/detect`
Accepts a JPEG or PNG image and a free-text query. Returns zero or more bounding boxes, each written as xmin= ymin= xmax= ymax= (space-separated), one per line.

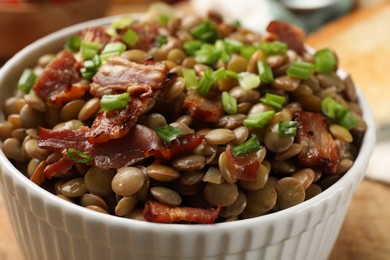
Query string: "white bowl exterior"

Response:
xmin=0 ymin=16 xmax=376 ymax=260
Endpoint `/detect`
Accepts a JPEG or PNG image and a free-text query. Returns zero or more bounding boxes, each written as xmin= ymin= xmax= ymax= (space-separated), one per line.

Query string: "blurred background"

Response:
xmin=0 ymin=0 xmax=386 ymax=61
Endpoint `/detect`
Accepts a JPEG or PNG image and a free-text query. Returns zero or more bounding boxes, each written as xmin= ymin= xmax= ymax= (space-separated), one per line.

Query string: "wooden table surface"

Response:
xmin=1 ymin=1 xmax=390 ymax=260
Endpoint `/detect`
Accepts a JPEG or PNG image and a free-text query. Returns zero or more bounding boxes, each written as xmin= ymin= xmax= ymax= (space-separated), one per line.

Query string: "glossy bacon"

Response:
xmin=225 ymin=146 xmax=259 ymax=181
xmin=143 ymin=200 xmax=221 ymax=224
xmin=88 ymin=98 xmax=144 ymax=144
xmin=33 ymin=51 xmax=86 ymax=107
xmin=293 ymin=111 xmax=339 ymax=174
xmin=124 ymin=23 xmax=160 ymax=51
xmin=170 ymin=134 xmax=204 ymax=159
xmin=80 ymin=26 xmax=112 ymax=47
xmin=266 ymin=21 xmax=305 ymax=55
xmin=90 ymin=57 xmax=169 ymax=98
xmin=183 ymin=90 xmax=224 ymax=123
xmin=37 ymin=124 xmax=167 ymax=169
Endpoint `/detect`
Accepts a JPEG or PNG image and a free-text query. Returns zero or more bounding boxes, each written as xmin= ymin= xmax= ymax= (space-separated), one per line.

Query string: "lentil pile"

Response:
xmin=0 ymin=10 xmax=367 ymax=224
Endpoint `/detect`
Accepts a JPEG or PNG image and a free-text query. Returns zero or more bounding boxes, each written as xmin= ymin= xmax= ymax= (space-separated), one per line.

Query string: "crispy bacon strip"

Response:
xmin=293 ymin=111 xmax=339 ymax=174
xmin=143 ymin=200 xmax=221 ymax=224
xmin=266 ymin=21 xmax=305 ymax=55
xmin=170 ymin=134 xmax=204 ymax=159
xmin=37 ymin=124 xmax=166 ymax=169
xmin=90 ymin=57 xmax=169 ymax=98
xmin=33 ymin=51 xmax=86 ymax=107
xmin=122 ymin=23 xmax=160 ymax=51
xmin=41 ymin=155 xmax=74 ymax=179
xmin=80 ymin=26 xmax=111 ymax=47
xmin=88 ymin=98 xmax=144 ymax=144
xmin=183 ymin=90 xmax=224 ymax=123
xmin=225 ymin=147 xmax=259 ymax=181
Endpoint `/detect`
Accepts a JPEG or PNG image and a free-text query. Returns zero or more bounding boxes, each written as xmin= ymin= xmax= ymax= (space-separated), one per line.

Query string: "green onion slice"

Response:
xmin=156 ymin=125 xmax=182 ymax=144
xmin=81 ymin=41 xmax=101 ymax=60
xmin=156 ymin=35 xmax=168 ymax=47
xmin=321 ymin=97 xmax=358 ymax=129
xmin=67 ymin=148 xmax=94 ymax=163
xmin=195 ymin=43 xmax=221 ymax=66
xmin=64 ymin=35 xmax=81 ymax=53
xmin=287 ymin=61 xmax=315 ymax=80
xmin=122 ymin=29 xmax=139 ymax=47
xmin=197 ymin=69 xmax=214 ymax=96
xmin=260 ymin=93 xmax=286 ymax=109
xmin=100 ymin=42 xmax=126 ymax=62
xmin=182 ymin=68 xmax=198 ymax=90
xmin=315 ymin=48 xmax=337 ymax=74
xmin=183 ymin=40 xmax=203 ymax=56
xmin=191 ymin=19 xmax=220 ymax=43
xmin=238 ymin=72 xmax=260 ymax=90
xmin=222 ymin=91 xmax=238 ymax=115
xmin=231 ymin=135 xmax=262 ymax=157
xmin=17 ymin=68 xmax=37 ymax=93
xmin=240 ymin=45 xmax=257 ymax=60
xmin=100 ymin=92 xmax=131 ymax=112
xmin=257 ymin=61 xmax=274 ymax=84
xmin=111 ymin=16 xmax=134 ymax=29
xmin=243 ymin=110 xmax=275 ymax=128
xmin=278 ymin=121 xmax=298 ymax=136
xmin=213 ymin=67 xmax=227 ymax=81
xmin=259 ymin=41 xmax=287 ymax=56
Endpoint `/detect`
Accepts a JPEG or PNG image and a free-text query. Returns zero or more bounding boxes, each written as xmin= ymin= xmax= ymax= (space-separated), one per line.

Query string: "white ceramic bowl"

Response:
xmin=0 ymin=16 xmax=376 ymax=260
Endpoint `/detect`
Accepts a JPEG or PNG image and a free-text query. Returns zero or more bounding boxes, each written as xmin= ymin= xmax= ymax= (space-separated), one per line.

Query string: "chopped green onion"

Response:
xmin=321 ymin=97 xmax=358 ymax=129
xmin=67 ymin=148 xmax=93 ymax=163
xmin=260 ymin=93 xmax=285 ymax=109
xmin=111 ymin=16 xmax=134 ymax=29
xmin=231 ymin=135 xmax=262 ymax=157
xmin=100 ymin=92 xmax=131 ymax=112
xmin=278 ymin=121 xmax=298 ymax=136
xmin=338 ymin=110 xmax=359 ymax=130
xmin=223 ymin=38 xmax=243 ymax=54
xmin=238 ymin=72 xmax=260 ymax=90
xmin=259 ymin=41 xmax=287 ymax=56
xmin=222 ymin=91 xmax=238 ymax=115
xmin=81 ymin=41 xmax=101 ymax=60
xmin=240 ymin=45 xmax=257 ymax=60
xmin=190 ymin=19 xmax=220 ymax=43
xmin=197 ymin=69 xmax=214 ymax=96
xmin=226 ymin=70 xmax=238 ymax=79
xmin=257 ymin=61 xmax=274 ymax=84
xmin=64 ymin=35 xmax=81 ymax=53
xmin=158 ymin=14 xmax=170 ymax=26
xmin=182 ymin=68 xmax=198 ymax=90
xmin=315 ymin=48 xmax=337 ymax=74
xmin=321 ymin=97 xmax=347 ymax=120
xmin=156 ymin=35 xmax=168 ymax=47
xmin=105 ymin=27 xmax=118 ymax=38
xmin=17 ymin=69 xmax=37 ymax=93
xmin=100 ymin=42 xmax=126 ymax=62
xmin=183 ymin=40 xmax=203 ymax=56
xmin=243 ymin=110 xmax=275 ymax=128
xmin=80 ymin=55 xmax=101 ymax=80
xmin=122 ymin=29 xmax=139 ymax=47
xmin=213 ymin=67 xmax=227 ymax=81
xmin=287 ymin=61 xmax=315 ymax=80
xmin=195 ymin=43 xmax=221 ymax=66
xmin=156 ymin=125 xmax=182 ymax=144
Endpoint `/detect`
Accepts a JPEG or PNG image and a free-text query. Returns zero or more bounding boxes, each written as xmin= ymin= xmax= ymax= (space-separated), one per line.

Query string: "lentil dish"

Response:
xmin=0 ymin=12 xmax=367 ymax=224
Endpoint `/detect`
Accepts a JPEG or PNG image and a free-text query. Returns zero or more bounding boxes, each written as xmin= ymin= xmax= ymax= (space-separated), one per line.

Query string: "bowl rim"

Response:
xmin=0 ymin=14 xmax=376 ymax=232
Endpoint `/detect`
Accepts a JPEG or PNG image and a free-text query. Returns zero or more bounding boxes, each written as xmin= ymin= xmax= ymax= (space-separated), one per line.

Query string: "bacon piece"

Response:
xmin=42 ymin=155 xmax=74 ymax=179
xmin=143 ymin=200 xmax=221 ymax=224
xmin=80 ymin=26 xmax=112 ymax=47
xmin=122 ymin=23 xmax=160 ymax=51
xmin=37 ymin=124 xmax=166 ymax=169
xmin=225 ymin=147 xmax=259 ymax=181
xmin=266 ymin=21 xmax=305 ymax=55
xmin=293 ymin=111 xmax=339 ymax=174
xmin=88 ymin=98 xmax=144 ymax=144
xmin=183 ymin=90 xmax=224 ymax=123
xmin=90 ymin=56 xmax=169 ymax=98
xmin=33 ymin=51 xmax=86 ymax=107
xmin=170 ymin=134 xmax=204 ymax=159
